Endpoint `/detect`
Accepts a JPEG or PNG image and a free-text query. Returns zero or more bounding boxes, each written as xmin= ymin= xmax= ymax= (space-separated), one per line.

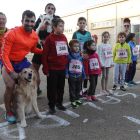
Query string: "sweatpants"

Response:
xmin=69 ymin=75 xmax=82 ymax=102
xmin=87 ymin=74 xmax=98 ymax=96
xmin=113 ymin=63 xmax=127 ymax=86
xmin=47 ymin=69 xmax=65 ymax=108
xmin=125 ymin=61 xmax=136 ymax=82
xmin=83 ymin=79 xmax=88 ymax=88
xmin=101 ymin=67 xmax=110 ymax=90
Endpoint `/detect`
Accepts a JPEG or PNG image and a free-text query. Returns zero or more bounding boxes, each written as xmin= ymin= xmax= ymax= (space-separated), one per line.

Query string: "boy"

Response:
xmin=72 ymin=17 xmax=92 ymax=97
xmin=42 ymin=18 xmax=68 ymax=115
xmin=66 ymin=39 xmax=86 ymax=108
xmin=112 ymin=31 xmax=131 ymax=91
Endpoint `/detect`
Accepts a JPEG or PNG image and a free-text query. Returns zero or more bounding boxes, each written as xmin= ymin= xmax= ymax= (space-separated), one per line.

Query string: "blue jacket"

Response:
xmin=128 ymin=42 xmax=137 ymax=61
xmin=66 ymin=51 xmax=86 ymax=78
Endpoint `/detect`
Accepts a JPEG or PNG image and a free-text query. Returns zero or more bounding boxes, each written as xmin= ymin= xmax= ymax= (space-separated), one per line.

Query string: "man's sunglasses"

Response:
xmin=124 ymin=25 xmax=130 ymax=27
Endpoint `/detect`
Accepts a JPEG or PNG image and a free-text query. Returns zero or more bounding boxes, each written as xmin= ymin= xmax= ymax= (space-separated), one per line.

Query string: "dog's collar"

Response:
xmin=24 ymin=78 xmax=31 ymax=82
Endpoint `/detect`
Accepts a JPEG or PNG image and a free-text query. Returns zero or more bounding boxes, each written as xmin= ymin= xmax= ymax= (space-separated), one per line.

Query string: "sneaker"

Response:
xmin=71 ymin=102 xmax=78 ymax=109
xmin=37 ymin=88 xmax=43 ymax=96
xmin=130 ymin=81 xmax=137 ymax=85
xmin=76 ymin=100 xmax=84 ymax=106
xmin=6 ymin=111 xmax=17 ymax=123
xmin=106 ymin=89 xmax=113 ymax=95
xmin=49 ymin=107 xmax=56 ymax=115
xmin=112 ymin=85 xmax=117 ymax=91
xmin=100 ymin=90 xmax=109 ymax=95
xmin=125 ymin=82 xmax=132 ymax=87
xmin=91 ymin=95 xmax=98 ymax=101
xmin=120 ymin=86 xmax=126 ymax=91
xmin=87 ymin=96 xmax=92 ymax=102
xmin=56 ymin=103 xmax=67 ymax=111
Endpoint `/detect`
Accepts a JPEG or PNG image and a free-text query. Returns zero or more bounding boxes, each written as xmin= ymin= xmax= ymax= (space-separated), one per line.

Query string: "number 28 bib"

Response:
xmin=89 ymin=58 xmax=99 ymax=70
xmin=117 ymin=49 xmax=128 ymax=59
xmin=69 ymin=60 xmax=82 ymax=74
xmin=55 ymin=41 xmax=69 ymax=56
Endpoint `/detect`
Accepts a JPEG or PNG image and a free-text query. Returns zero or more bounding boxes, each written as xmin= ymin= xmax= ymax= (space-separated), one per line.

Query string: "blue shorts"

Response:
xmin=10 ymin=57 xmax=31 ymax=73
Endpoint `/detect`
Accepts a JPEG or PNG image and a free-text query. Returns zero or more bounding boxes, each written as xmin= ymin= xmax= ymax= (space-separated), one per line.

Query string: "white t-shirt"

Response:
xmin=97 ymin=43 xmax=114 ymax=67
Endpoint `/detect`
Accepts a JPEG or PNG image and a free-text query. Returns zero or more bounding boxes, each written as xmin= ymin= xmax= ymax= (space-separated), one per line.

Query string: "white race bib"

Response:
xmin=69 ymin=60 xmax=82 ymax=74
xmin=80 ymin=42 xmax=84 ymax=53
xmin=89 ymin=58 xmax=99 ymax=70
xmin=117 ymin=49 xmax=128 ymax=59
xmin=56 ymin=41 xmax=69 ymax=56
xmin=132 ymin=47 xmax=139 ymax=56
xmin=104 ymin=47 xmax=113 ymax=58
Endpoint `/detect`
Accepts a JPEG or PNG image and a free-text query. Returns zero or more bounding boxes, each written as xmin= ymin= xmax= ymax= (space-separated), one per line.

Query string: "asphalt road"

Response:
xmin=0 ymin=56 xmax=140 ymax=140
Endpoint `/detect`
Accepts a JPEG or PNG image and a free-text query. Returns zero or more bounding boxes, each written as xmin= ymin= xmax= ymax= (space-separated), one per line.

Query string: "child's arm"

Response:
xmin=113 ymin=44 xmax=117 ymax=62
xmin=84 ymin=58 xmax=89 ymax=79
xmin=97 ymin=53 xmax=102 ymax=74
xmin=82 ymin=61 xmax=86 ymax=79
xmin=127 ymin=44 xmax=131 ymax=64
xmin=72 ymin=32 xmax=77 ymax=39
xmin=65 ymin=59 xmax=69 ymax=79
xmin=42 ymin=38 xmax=50 ymax=76
xmin=97 ymin=44 xmax=104 ymax=67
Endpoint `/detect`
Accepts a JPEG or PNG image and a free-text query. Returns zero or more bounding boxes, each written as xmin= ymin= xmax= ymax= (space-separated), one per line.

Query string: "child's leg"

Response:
xmin=120 ymin=64 xmax=127 ymax=86
xmin=113 ymin=63 xmax=120 ymax=85
xmin=129 ymin=61 xmax=136 ymax=82
xmin=83 ymin=79 xmax=88 ymax=90
xmin=101 ymin=68 xmax=106 ymax=90
xmin=125 ymin=67 xmax=130 ymax=83
xmin=88 ymin=75 xmax=97 ymax=95
xmin=75 ymin=76 xmax=82 ymax=101
xmin=47 ymin=69 xmax=58 ymax=108
xmin=68 ymin=76 xmax=76 ymax=102
xmin=56 ymin=69 xmax=65 ymax=105
xmin=105 ymin=67 xmax=110 ymax=90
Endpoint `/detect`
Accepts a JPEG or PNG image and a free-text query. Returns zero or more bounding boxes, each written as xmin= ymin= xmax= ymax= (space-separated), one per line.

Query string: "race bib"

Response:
xmin=132 ymin=47 xmax=139 ymax=56
xmin=104 ymin=47 xmax=113 ymax=58
xmin=117 ymin=49 xmax=128 ymax=59
xmin=69 ymin=60 xmax=82 ymax=74
xmin=89 ymin=58 xmax=99 ymax=70
xmin=80 ymin=42 xmax=84 ymax=53
xmin=55 ymin=41 xmax=69 ymax=56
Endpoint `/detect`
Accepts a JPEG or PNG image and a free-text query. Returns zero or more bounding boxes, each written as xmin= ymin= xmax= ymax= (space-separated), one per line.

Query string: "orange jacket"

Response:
xmin=0 ymin=28 xmax=9 ymax=60
xmin=1 ymin=26 xmax=43 ymax=73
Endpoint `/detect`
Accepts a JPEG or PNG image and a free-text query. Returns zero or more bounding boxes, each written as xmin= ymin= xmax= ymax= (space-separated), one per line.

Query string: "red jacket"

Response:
xmin=1 ymin=26 xmax=42 ymax=73
xmin=42 ymin=33 xmax=68 ymax=75
xmin=84 ymin=53 xmax=101 ymax=77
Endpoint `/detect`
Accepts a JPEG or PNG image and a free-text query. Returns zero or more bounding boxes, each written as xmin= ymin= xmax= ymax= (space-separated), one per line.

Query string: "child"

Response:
xmin=66 ymin=39 xmax=86 ymax=109
xmin=112 ymin=31 xmax=131 ymax=91
xmin=125 ymin=33 xmax=138 ymax=86
xmin=98 ymin=31 xmax=114 ymax=95
xmin=42 ymin=18 xmax=68 ymax=115
xmin=72 ymin=17 xmax=92 ymax=97
xmin=83 ymin=40 xmax=101 ymax=101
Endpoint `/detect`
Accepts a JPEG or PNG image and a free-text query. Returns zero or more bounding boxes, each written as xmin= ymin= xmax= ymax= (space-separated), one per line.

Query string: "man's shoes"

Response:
xmin=37 ymin=88 xmax=43 ymax=97
xmin=6 ymin=111 xmax=17 ymax=123
xmin=125 ymin=82 xmax=132 ymax=87
xmin=112 ymin=85 xmax=117 ymax=91
xmin=56 ymin=103 xmax=67 ymax=111
xmin=76 ymin=100 xmax=84 ymax=106
xmin=49 ymin=107 xmax=56 ymax=115
xmin=120 ymin=86 xmax=126 ymax=91
xmin=130 ymin=81 xmax=137 ymax=85
xmin=71 ymin=102 xmax=78 ymax=109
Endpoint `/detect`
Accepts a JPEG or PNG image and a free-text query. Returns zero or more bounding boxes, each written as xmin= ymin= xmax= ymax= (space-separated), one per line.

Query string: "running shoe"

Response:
xmin=76 ymin=100 xmax=84 ymax=106
xmin=6 ymin=111 xmax=17 ymax=123
xmin=130 ymin=81 xmax=137 ymax=85
xmin=71 ymin=102 xmax=78 ymax=109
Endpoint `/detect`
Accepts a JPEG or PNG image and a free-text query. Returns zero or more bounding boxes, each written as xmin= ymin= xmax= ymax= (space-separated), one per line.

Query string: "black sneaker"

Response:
xmin=112 ymin=85 xmax=117 ymax=90
xmin=56 ymin=104 xmax=67 ymax=111
xmin=120 ymin=86 xmax=126 ymax=91
xmin=49 ymin=107 xmax=56 ymax=115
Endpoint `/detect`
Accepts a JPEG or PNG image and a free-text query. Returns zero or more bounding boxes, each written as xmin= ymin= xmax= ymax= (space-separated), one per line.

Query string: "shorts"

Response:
xmin=10 ymin=57 xmax=31 ymax=73
xmin=32 ymin=43 xmax=42 ymax=65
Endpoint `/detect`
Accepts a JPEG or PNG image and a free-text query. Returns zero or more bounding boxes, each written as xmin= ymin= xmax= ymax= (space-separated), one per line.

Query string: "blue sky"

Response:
xmin=1 ymin=0 xmax=109 ymax=28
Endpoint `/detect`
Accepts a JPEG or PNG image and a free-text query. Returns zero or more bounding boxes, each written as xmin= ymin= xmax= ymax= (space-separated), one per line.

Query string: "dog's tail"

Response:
xmin=0 ymin=104 xmax=5 ymax=111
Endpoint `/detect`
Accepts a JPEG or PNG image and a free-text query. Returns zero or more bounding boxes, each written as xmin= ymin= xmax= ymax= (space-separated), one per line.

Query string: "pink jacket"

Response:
xmin=84 ymin=53 xmax=101 ymax=77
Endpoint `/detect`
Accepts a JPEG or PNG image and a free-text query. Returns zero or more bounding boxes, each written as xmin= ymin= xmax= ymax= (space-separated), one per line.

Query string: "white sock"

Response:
xmin=83 ymin=88 xmax=87 ymax=93
xmin=79 ymin=90 xmax=82 ymax=95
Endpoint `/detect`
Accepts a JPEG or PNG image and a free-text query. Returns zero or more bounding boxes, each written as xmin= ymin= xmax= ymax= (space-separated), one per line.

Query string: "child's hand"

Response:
xmin=130 ymin=60 xmax=133 ymax=64
xmin=110 ymin=65 xmax=114 ymax=68
xmin=102 ymin=66 xmax=106 ymax=68
xmin=47 ymin=74 xmax=49 ymax=77
xmin=82 ymin=53 xmax=89 ymax=60
xmin=65 ymin=75 xmax=69 ymax=79
xmin=87 ymin=77 xmax=89 ymax=80
xmin=99 ymin=74 xmax=101 ymax=77
xmin=127 ymin=63 xmax=130 ymax=67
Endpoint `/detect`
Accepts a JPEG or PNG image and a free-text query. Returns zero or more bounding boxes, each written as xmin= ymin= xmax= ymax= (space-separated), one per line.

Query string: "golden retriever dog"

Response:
xmin=11 ymin=68 xmax=46 ymax=127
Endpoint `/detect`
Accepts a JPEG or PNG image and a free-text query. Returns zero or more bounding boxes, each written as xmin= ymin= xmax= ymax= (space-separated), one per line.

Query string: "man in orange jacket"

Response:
xmin=1 ymin=10 xmax=43 ymax=123
xmin=0 ymin=12 xmax=9 ymax=71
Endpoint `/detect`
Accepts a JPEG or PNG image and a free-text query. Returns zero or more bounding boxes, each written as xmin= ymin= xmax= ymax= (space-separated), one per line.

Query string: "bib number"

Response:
xmin=56 ymin=41 xmax=69 ymax=56
xmin=117 ymin=49 xmax=128 ymax=59
xmin=132 ymin=47 xmax=139 ymax=56
xmin=89 ymin=58 xmax=99 ymax=70
xmin=104 ymin=47 xmax=113 ymax=58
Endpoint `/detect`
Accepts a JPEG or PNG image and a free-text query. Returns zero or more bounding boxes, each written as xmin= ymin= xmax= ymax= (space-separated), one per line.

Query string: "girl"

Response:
xmin=84 ymin=40 xmax=101 ymax=101
xmin=125 ymin=33 xmax=138 ymax=86
xmin=98 ymin=31 xmax=114 ymax=95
